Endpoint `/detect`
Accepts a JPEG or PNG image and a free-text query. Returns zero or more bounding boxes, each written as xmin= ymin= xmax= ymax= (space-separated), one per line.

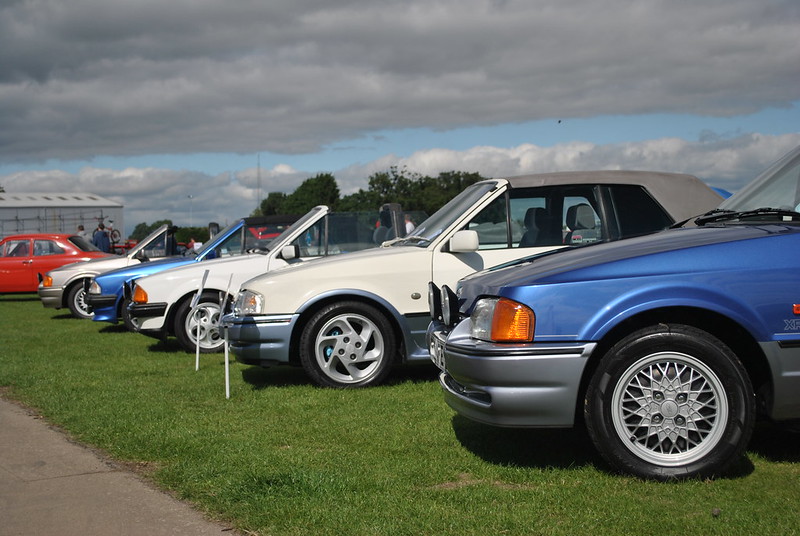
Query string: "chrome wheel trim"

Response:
xmin=611 ymin=351 xmax=728 ymax=467
xmin=314 ymin=313 xmax=385 ymax=385
xmin=185 ymin=301 xmax=223 ymax=350
xmin=72 ymin=287 xmax=93 ymax=318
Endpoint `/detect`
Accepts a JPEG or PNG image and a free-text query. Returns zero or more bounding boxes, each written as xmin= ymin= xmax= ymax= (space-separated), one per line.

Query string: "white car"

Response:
xmin=222 ymin=170 xmax=724 ymax=388
xmin=129 ymin=205 xmax=406 ymax=352
xmin=37 ymin=224 xmax=181 ymax=318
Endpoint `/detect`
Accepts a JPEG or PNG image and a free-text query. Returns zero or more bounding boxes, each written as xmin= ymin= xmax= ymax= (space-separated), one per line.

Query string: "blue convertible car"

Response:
xmin=428 ymin=144 xmax=800 ymax=480
xmin=85 ymin=215 xmax=295 ymax=327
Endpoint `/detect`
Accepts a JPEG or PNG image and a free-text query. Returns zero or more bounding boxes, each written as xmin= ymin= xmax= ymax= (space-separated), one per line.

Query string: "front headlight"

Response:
xmin=470 ymin=297 xmax=535 ymax=342
xmin=234 ymin=290 xmax=264 ymax=316
xmin=88 ymin=280 xmax=102 ymax=295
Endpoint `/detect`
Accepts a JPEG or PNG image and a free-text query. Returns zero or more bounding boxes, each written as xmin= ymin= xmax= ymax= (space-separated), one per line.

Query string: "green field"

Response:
xmin=2 ymin=293 xmax=800 ymax=535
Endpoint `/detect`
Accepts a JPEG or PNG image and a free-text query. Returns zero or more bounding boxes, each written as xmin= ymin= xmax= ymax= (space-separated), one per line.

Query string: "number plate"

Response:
xmin=430 ymin=331 xmax=447 ymax=371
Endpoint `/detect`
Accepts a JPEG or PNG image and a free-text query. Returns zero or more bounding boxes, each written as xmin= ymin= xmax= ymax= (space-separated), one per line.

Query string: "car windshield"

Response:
xmin=128 ymin=224 xmax=168 ymax=257
xmin=195 ymin=220 xmax=240 ymax=256
xmin=389 ymin=181 xmax=499 ymax=247
xmin=69 ymin=235 xmax=101 ymax=252
xmin=263 ymin=206 xmax=326 ymax=251
xmin=696 ymin=145 xmax=800 ymax=225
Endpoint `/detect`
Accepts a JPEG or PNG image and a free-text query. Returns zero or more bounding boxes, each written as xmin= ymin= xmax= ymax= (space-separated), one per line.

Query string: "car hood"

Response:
xmin=51 ymin=254 xmax=133 ymax=276
xmin=140 ymin=252 xmax=269 ymax=283
xmin=93 ymin=256 xmax=195 ymax=285
xmin=240 ymin=244 xmax=406 ymax=289
xmin=458 ymin=223 xmax=799 ymax=298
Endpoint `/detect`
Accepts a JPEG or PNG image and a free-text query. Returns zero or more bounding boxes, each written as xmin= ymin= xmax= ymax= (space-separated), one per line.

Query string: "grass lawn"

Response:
xmin=2 ymin=293 xmax=800 ymax=535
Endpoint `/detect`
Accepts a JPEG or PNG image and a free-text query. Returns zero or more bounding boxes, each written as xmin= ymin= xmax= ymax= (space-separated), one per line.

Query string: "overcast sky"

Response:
xmin=1 ymin=0 xmax=799 ymax=235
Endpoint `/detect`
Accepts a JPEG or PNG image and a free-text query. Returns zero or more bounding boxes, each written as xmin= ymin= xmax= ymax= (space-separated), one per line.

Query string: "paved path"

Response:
xmin=0 ymin=397 xmax=239 ymax=535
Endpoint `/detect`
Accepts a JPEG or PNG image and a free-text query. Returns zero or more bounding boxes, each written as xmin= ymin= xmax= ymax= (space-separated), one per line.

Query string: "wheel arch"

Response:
xmin=288 ymin=290 xmax=407 ymax=367
xmin=575 ymin=306 xmax=773 ymax=424
xmin=62 ymin=276 xmax=91 ymax=308
xmin=165 ymin=288 xmax=230 ymax=337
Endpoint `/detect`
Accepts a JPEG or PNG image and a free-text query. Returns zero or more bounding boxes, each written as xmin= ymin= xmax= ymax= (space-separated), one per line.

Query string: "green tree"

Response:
xmin=174 ymin=227 xmax=209 ymax=245
xmin=256 ymin=192 xmax=288 ymax=216
xmin=281 ymin=173 xmax=340 ymax=214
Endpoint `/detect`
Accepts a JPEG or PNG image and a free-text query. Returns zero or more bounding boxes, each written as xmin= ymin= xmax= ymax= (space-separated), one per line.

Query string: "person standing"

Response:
xmin=92 ymin=223 xmax=111 ymax=253
xmin=76 ymin=224 xmax=89 ymax=239
xmin=404 ymin=214 xmax=415 ymax=234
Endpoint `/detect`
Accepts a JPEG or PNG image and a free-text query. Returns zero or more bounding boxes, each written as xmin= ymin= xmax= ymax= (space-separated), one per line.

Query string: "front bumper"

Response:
xmin=37 ymin=286 xmax=64 ymax=309
xmin=85 ymin=293 xmax=117 ymax=309
xmin=129 ymin=302 xmax=167 ymax=320
xmin=85 ymin=293 xmax=119 ymax=322
xmin=130 ymin=302 xmax=169 ymax=337
xmin=429 ymin=320 xmax=595 ymax=428
xmin=221 ymin=312 xmax=298 ymax=367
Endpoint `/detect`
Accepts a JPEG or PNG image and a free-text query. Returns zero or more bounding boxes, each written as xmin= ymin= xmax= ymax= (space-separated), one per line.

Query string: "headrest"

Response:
xmin=566 ymin=203 xmax=595 ymax=230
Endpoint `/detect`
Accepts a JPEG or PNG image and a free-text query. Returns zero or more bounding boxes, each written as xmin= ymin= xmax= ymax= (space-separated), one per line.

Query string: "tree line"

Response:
xmin=130 ymin=168 xmax=487 ymax=242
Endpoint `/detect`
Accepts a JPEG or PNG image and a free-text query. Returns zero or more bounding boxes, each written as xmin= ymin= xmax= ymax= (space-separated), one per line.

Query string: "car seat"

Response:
xmin=564 ymin=203 xmax=599 ymax=244
xmin=518 ymin=207 xmax=543 ymax=247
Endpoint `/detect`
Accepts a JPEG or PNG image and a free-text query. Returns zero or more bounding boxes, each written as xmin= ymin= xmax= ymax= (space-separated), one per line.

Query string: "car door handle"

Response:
xmin=22 ymin=260 xmax=33 ymax=265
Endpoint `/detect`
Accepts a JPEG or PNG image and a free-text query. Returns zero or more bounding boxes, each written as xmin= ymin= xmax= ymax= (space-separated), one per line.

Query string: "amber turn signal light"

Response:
xmin=132 ymin=285 xmax=148 ymax=304
xmin=491 ymin=298 xmax=535 ymax=342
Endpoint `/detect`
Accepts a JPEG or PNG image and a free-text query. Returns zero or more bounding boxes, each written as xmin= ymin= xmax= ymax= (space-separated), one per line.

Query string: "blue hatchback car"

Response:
xmin=85 ymin=215 xmax=296 ymax=327
xmin=428 ymin=144 xmax=800 ymax=480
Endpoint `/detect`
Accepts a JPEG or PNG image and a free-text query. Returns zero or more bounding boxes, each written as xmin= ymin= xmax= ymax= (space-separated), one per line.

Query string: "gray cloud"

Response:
xmin=3 ymin=133 xmax=798 ymax=235
xmin=1 ymin=0 xmax=798 ymax=162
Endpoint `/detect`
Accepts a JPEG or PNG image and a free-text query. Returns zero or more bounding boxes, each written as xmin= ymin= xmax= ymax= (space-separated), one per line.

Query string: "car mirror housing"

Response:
xmin=449 ymin=230 xmax=479 ymax=253
xmin=280 ymin=244 xmax=299 ymax=260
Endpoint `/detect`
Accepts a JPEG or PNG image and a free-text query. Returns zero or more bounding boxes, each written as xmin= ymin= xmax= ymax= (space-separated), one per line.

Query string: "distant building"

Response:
xmin=0 ymin=192 xmax=123 ymax=238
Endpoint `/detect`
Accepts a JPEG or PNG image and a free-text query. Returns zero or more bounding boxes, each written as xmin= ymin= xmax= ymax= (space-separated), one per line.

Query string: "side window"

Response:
xmin=3 ymin=240 xmax=30 ymax=257
xmin=511 ymin=195 xmax=549 ymax=248
xmin=33 ymin=240 xmax=64 ymax=256
xmin=290 ymin=219 xmax=326 ymax=257
xmin=467 ymin=195 xmax=510 ymax=250
xmin=607 ymin=185 xmax=673 ymax=237
xmin=510 ymin=186 xmax=603 ymax=247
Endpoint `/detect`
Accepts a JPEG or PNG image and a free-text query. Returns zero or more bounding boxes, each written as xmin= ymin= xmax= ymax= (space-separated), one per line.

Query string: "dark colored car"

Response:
xmin=428 ymin=144 xmax=800 ymax=480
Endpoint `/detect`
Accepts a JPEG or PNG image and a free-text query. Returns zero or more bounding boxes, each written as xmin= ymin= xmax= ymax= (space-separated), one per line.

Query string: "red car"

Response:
xmin=0 ymin=233 xmax=113 ymax=293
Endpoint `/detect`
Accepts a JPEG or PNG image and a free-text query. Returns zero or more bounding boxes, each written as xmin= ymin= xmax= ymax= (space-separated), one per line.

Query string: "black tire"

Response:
xmin=299 ymin=301 xmax=396 ymax=388
xmin=120 ymin=298 xmax=139 ymax=332
xmin=66 ymin=282 xmax=93 ymax=319
xmin=174 ymin=292 xmax=224 ymax=353
xmin=584 ymin=324 xmax=754 ymax=480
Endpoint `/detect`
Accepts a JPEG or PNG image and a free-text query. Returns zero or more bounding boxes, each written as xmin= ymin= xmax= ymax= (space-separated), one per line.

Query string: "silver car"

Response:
xmin=38 ymin=224 xmax=182 ymax=318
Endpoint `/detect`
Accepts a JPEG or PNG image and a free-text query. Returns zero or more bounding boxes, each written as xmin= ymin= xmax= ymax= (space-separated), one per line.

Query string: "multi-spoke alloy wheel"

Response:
xmin=611 ymin=351 xmax=726 ymax=467
xmin=585 ymin=324 xmax=754 ymax=480
xmin=67 ymin=283 xmax=93 ymax=319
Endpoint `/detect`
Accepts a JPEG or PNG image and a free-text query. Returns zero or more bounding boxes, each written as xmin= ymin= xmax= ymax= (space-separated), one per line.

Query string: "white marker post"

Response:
xmin=221 ymin=273 xmax=234 ymax=399
xmin=191 ymin=270 xmax=210 ymax=371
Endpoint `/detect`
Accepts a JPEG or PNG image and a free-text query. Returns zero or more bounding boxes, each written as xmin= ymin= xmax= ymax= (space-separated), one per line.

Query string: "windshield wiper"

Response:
xmin=694 ymin=207 xmax=800 ymax=226
xmin=386 ymin=235 xmax=430 ymax=246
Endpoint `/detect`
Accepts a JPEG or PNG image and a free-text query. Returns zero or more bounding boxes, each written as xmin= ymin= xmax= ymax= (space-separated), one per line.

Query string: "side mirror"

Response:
xmin=449 ymin=230 xmax=479 ymax=253
xmin=281 ymin=244 xmax=299 ymax=260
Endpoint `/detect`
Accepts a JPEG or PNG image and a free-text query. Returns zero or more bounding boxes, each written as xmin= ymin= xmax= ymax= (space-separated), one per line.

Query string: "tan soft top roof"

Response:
xmin=501 ymin=170 xmax=722 ymax=222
